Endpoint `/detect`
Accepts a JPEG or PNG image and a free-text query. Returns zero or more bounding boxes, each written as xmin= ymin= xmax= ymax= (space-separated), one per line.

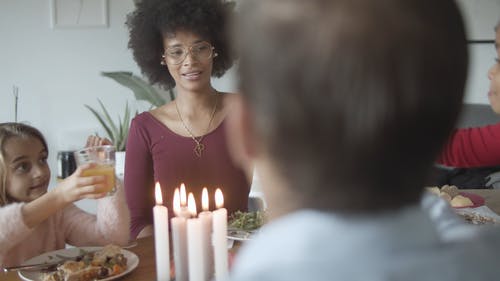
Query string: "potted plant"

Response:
xmin=85 ymin=99 xmax=131 ymax=152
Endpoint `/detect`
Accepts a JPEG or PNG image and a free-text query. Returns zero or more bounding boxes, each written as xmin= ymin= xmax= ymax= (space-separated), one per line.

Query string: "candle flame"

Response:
xmin=202 ymin=187 xmax=209 ymax=211
xmin=215 ymin=188 xmax=224 ymax=209
xmin=173 ymin=188 xmax=180 ymax=216
xmin=180 ymin=183 xmax=187 ymax=207
xmin=188 ymin=192 xmax=197 ymax=216
xmin=155 ymin=182 xmax=163 ymax=205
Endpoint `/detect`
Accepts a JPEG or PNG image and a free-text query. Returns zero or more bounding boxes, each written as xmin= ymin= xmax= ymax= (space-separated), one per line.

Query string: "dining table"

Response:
xmin=1 ymin=233 xmax=242 ymax=281
xmin=2 ymin=188 xmax=500 ymax=281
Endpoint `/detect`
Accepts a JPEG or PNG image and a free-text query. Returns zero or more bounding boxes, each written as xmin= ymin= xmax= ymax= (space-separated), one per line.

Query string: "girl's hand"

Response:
xmin=85 ymin=135 xmax=112 ymax=147
xmin=53 ymin=163 xmax=108 ymax=203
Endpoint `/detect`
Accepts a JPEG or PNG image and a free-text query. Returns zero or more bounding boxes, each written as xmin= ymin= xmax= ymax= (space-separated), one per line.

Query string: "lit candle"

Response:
xmin=199 ymin=188 xmax=214 ymax=279
xmin=171 ymin=188 xmax=188 ymax=281
xmin=153 ymin=182 xmax=170 ymax=281
xmin=212 ymin=188 xmax=228 ymax=281
xmin=178 ymin=183 xmax=191 ymax=218
xmin=187 ymin=193 xmax=206 ymax=281
xmin=180 ymin=183 xmax=187 ymax=206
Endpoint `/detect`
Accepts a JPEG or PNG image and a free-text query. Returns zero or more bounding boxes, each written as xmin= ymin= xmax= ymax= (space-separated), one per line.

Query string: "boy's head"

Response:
xmin=0 ymin=123 xmax=49 ymax=205
xmin=231 ymin=0 xmax=467 ymax=212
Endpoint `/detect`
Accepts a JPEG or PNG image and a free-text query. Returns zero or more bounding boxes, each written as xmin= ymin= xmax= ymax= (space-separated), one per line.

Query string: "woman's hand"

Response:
xmin=85 ymin=135 xmax=112 ymax=147
xmin=53 ymin=163 xmax=108 ymax=204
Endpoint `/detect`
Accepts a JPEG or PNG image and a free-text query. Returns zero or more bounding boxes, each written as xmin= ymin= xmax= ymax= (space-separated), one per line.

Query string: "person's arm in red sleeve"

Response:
xmin=124 ymin=117 xmax=155 ymax=239
xmin=437 ymin=123 xmax=500 ymax=168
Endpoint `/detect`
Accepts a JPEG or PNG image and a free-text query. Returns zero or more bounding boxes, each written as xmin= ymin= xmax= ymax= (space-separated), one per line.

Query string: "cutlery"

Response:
xmin=2 ymin=260 xmax=63 ymax=273
xmin=2 ymin=249 xmax=92 ymax=273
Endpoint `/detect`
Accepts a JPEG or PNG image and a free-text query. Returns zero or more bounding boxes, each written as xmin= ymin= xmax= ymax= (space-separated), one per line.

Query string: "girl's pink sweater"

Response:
xmin=0 ymin=184 xmax=130 ymax=267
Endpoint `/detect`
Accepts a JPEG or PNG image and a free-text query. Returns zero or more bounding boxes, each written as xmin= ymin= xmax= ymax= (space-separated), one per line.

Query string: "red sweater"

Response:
xmin=437 ymin=123 xmax=500 ymax=168
xmin=124 ymin=112 xmax=250 ymax=239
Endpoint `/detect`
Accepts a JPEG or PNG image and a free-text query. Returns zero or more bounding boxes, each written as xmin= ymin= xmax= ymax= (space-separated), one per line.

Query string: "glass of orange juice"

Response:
xmin=74 ymin=145 xmax=116 ymax=195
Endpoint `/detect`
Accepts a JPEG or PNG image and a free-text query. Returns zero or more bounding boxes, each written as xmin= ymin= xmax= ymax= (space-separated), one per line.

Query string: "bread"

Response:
xmin=441 ymin=185 xmax=459 ymax=198
xmin=426 ymin=186 xmax=440 ymax=196
xmin=425 ymin=185 xmax=475 ymax=208
xmin=450 ymin=195 xmax=474 ymax=208
xmin=439 ymin=192 xmax=452 ymax=202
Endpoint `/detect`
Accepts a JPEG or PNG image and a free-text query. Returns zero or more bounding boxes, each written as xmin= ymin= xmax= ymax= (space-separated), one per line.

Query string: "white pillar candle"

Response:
xmin=212 ymin=188 xmax=228 ymax=281
xmin=153 ymin=182 xmax=170 ymax=281
xmin=187 ymin=193 xmax=206 ymax=281
xmin=171 ymin=188 xmax=188 ymax=281
xmin=199 ymin=188 xmax=214 ymax=280
xmin=178 ymin=183 xmax=191 ymax=218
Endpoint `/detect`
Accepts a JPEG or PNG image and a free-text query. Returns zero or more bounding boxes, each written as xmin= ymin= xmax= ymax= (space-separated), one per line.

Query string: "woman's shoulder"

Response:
xmin=132 ymin=105 xmax=175 ymax=127
xmin=132 ymin=111 xmax=154 ymax=123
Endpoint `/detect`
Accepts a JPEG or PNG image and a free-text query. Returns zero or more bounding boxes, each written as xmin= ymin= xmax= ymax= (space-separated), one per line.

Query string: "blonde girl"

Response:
xmin=0 ymin=122 xmax=129 ymax=267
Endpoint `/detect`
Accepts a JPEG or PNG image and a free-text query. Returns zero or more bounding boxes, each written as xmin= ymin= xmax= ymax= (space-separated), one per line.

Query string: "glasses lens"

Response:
xmin=164 ymin=42 xmax=214 ymax=65
xmin=191 ymin=42 xmax=213 ymax=61
xmin=165 ymin=47 xmax=186 ymax=65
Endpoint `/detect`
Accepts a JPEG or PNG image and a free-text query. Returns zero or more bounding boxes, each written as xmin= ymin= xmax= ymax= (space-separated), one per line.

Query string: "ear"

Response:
xmin=225 ymin=94 xmax=257 ymax=168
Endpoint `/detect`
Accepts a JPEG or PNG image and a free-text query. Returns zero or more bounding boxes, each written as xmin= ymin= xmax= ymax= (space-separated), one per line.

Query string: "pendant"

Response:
xmin=194 ymin=142 xmax=205 ymax=157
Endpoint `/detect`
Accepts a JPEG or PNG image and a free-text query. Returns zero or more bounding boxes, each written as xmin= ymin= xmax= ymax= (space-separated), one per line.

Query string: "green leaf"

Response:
xmin=98 ymin=99 xmax=119 ymax=139
xmin=85 ymin=99 xmax=132 ymax=151
xmin=101 ymin=71 xmax=168 ymax=107
xmin=84 ymin=104 xmax=114 ymax=141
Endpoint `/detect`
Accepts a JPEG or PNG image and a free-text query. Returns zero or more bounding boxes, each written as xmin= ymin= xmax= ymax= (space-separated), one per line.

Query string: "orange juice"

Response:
xmin=82 ymin=164 xmax=116 ymax=194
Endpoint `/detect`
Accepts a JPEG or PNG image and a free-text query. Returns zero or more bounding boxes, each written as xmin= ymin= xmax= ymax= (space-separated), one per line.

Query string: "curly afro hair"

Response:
xmin=126 ymin=0 xmax=236 ymax=90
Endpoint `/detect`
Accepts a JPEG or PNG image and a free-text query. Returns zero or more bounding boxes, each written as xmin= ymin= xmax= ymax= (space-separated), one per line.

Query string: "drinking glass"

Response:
xmin=74 ymin=145 xmax=116 ymax=195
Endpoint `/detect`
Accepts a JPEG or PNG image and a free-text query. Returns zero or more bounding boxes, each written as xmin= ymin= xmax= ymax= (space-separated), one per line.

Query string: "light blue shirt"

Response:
xmin=230 ymin=204 xmax=500 ymax=281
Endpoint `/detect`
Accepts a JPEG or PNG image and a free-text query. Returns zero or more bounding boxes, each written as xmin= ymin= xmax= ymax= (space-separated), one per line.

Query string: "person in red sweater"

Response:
xmin=438 ymin=20 xmax=500 ymax=168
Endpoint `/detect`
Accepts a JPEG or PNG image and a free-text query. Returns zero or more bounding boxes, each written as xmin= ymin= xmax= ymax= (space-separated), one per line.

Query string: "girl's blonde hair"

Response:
xmin=0 ymin=123 xmax=48 ymax=206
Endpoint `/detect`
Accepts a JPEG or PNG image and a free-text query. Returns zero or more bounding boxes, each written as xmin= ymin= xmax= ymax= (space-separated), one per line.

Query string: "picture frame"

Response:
xmin=50 ymin=0 xmax=108 ymax=29
xmin=456 ymin=0 xmax=499 ymax=43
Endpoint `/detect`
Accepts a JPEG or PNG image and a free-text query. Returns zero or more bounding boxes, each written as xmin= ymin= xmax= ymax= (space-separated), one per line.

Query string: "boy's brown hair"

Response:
xmin=234 ymin=0 xmax=468 ymax=211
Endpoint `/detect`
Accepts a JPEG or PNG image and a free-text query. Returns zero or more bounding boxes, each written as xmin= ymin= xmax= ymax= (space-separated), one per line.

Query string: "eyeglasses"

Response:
xmin=162 ymin=41 xmax=217 ymax=65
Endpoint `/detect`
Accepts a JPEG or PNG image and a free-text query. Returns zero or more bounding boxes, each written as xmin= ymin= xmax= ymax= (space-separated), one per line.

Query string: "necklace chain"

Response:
xmin=175 ymin=93 xmax=218 ymax=157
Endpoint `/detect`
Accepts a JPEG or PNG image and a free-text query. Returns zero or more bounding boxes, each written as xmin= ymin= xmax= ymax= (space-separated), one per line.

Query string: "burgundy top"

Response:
xmin=124 ymin=112 xmax=250 ymax=239
xmin=437 ymin=123 xmax=500 ymax=168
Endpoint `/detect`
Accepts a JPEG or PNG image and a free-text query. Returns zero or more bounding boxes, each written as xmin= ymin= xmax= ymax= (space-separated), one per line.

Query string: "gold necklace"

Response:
xmin=175 ymin=93 xmax=218 ymax=157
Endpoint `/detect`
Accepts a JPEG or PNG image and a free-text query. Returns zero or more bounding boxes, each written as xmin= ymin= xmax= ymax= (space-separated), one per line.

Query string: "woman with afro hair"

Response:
xmin=124 ymin=0 xmax=251 ymax=239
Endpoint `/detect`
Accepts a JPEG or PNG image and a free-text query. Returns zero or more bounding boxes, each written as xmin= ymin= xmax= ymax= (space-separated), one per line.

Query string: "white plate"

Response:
xmin=227 ymin=229 xmax=258 ymax=241
xmin=18 ymin=246 xmax=139 ymax=281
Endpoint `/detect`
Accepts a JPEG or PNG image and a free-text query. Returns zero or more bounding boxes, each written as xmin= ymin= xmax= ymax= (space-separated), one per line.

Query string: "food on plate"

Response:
xmin=229 ymin=210 xmax=267 ymax=231
xmin=441 ymin=185 xmax=460 ymax=198
xmin=458 ymin=212 xmax=497 ymax=225
xmin=439 ymin=192 xmax=452 ymax=202
xmin=42 ymin=245 xmax=127 ymax=281
xmin=426 ymin=185 xmax=474 ymax=208
xmin=450 ymin=195 xmax=474 ymax=208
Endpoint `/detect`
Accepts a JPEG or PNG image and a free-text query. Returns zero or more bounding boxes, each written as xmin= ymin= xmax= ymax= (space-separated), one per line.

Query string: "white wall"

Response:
xmin=0 ymin=0 xmax=237 ymax=212
xmin=457 ymin=0 xmax=499 ymax=104
xmin=465 ymin=44 xmax=496 ymax=104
